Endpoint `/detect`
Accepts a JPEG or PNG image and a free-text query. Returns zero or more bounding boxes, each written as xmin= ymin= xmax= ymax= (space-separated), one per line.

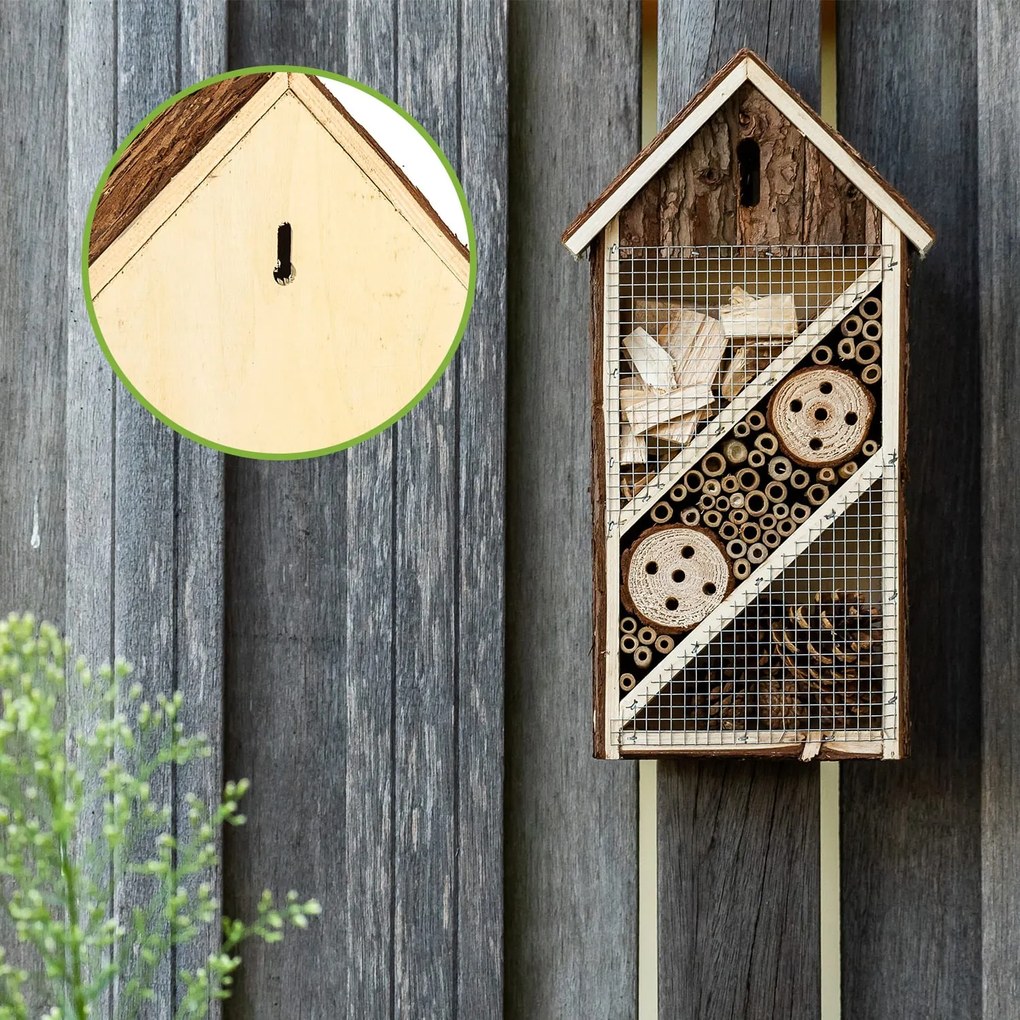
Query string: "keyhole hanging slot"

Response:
xmin=273 ymin=222 xmax=294 ymax=285
xmin=736 ymin=139 xmax=761 ymax=207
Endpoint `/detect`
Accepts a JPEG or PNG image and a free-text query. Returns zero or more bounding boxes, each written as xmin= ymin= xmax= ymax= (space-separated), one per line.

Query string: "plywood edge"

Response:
xmin=289 ymin=74 xmax=471 ymax=289
xmin=592 ymin=236 xmax=610 ymax=759
xmin=89 ymin=72 xmax=291 ymax=296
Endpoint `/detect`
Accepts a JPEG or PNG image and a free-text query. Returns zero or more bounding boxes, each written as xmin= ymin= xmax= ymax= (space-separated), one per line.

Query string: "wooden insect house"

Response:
xmin=562 ymin=50 xmax=933 ymax=761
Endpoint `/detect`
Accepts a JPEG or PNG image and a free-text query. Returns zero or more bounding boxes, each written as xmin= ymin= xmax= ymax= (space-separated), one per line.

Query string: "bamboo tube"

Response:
xmin=730 ymin=491 xmax=746 ymax=509
xmin=740 ymin=521 xmax=761 ymax=544
xmin=634 ymin=645 xmax=653 ymax=668
xmin=669 ymin=482 xmax=688 ymax=502
xmin=702 ymin=451 xmax=727 ymax=477
xmin=737 ymin=468 xmax=760 ymax=491
xmin=699 ymin=493 xmax=716 ymax=511
xmin=715 ymin=495 xmax=730 ymax=512
xmin=651 ymin=501 xmax=673 ymax=524
xmin=791 ymin=503 xmax=810 ymax=522
xmin=759 ymin=512 xmax=777 ymax=531
xmin=684 ymin=469 xmax=704 ymax=493
xmin=724 ymin=440 xmax=748 ymax=464
xmin=730 ymin=507 xmax=748 ymax=525
xmin=790 ymin=468 xmax=810 ymax=489
xmin=811 ymin=345 xmax=833 ymax=365
xmin=719 ymin=520 xmax=739 ymax=541
xmin=654 ymin=634 xmax=675 ymax=655
xmin=747 ymin=410 xmax=766 ymax=431
xmin=745 ymin=491 xmax=769 ymax=517
xmin=747 ymin=542 xmax=768 ymax=564
xmin=777 ymin=517 xmax=796 ymax=537
xmin=772 ymin=502 xmax=790 ymax=520
xmin=817 ymin=466 xmax=837 ymax=484
xmin=855 ymin=339 xmax=881 ymax=364
xmin=620 ymin=673 xmax=637 ymax=692
xmin=861 ymin=319 xmax=882 ymax=342
xmin=860 ymin=296 xmax=882 ymax=320
xmin=621 ymin=616 xmax=638 ymax=634
xmin=807 ymin=483 xmax=830 ymax=506
xmin=680 ymin=507 xmax=701 ymax=527
xmin=763 ymin=528 xmax=781 ymax=549
xmin=754 ymin=431 xmax=779 ymax=455
xmin=862 ymin=439 xmax=879 ymax=457
xmin=861 ymin=364 xmax=882 ymax=384
xmin=747 ymin=449 xmax=766 ymax=468
xmin=703 ymin=509 xmax=723 ymax=529
xmin=764 ymin=480 xmax=787 ymax=504
xmin=703 ymin=478 xmax=722 ymax=497
xmin=733 ymin=420 xmax=751 ymax=438
xmin=768 ymin=456 xmax=792 ymax=480
xmin=721 ymin=474 xmax=739 ymax=493
xmin=638 ymin=626 xmax=657 ymax=646
xmin=842 ymin=314 xmax=863 ymax=337
xmin=837 ymin=337 xmax=857 ymax=360
xmin=839 ymin=461 xmax=858 ymax=479
xmin=733 ymin=558 xmax=752 ymax=580
xmin=726 ymin=538 xmax=747 ymax=560
xmin=621 ymin=634 xmax=639 ymax=654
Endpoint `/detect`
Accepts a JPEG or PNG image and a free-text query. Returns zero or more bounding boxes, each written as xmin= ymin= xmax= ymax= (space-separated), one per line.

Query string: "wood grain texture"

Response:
xmin=0 ymin=1 xmax=68 ymax=1009
xmin=980 ymin=5 xmax=1020 ymax=1015
xmin=656 ymin=4 xmax=821 ymax=1016
xmin=838 ymin=4 xmax=981 ymax=1018
xmin=506 ymin=3 xmax=640 ymax=1016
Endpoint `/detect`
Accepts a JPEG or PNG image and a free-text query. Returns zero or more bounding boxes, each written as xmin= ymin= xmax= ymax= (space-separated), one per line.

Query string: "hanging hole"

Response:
xmin=736 ymin=138 xmax=761 ymax=207
xmin=274 ymin=222 xmax=295 ymax=285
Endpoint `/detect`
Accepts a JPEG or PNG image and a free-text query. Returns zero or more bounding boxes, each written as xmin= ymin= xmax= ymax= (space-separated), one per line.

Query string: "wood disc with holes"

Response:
xmin=621 ymin=526 xmax=730 ymax=633
xmin=767 ymin=367 xmax=874 ymax=467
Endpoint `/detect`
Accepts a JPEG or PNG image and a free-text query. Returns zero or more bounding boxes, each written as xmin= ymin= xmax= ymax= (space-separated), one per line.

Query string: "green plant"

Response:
xmin=0 ymin=613 xmax=320 ymax=1019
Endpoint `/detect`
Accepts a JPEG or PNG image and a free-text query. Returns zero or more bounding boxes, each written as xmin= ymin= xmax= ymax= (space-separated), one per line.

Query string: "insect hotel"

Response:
xmin=562 ymin=50 xmax=934 ymax=761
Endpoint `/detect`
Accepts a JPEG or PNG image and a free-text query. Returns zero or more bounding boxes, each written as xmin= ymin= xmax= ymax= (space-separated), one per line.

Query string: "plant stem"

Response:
xmin=59 ymin=835 xmax=87 ymax=1020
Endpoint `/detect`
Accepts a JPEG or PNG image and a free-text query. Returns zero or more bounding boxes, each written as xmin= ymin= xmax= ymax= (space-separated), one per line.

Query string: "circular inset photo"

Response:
xmin=84 ymin=66 xmax=474 ymax=458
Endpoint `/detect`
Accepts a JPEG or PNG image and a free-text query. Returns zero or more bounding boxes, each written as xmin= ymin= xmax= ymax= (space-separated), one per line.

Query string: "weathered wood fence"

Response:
xmin=0 ymin=1 xmax=1016 ymax=1017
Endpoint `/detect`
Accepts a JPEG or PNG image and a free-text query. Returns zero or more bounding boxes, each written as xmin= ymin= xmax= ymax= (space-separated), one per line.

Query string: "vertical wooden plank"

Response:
xmin=656 ymin=5 xmax=822 ymax=1017
xmin=341 ymin=5 xmax=397 ymax=1017
xmin=0 ymin=2 xmax=68 ymax=1009
xmin=505 ymin=3 xmax=640 ymax=1016
xmin=457 ymin=1 xmax=507 ymax=1016
xmin=837 ymin=3 xmax=981 ymax=1017
xmin=391 ymin=4 xmax=459 ymax=1013
xmin=980 ymin=3 xmax=1020 ymax=1015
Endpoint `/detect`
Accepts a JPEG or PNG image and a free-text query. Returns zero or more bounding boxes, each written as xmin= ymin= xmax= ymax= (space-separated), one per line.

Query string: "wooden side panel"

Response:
xmin=656 ymin=4 xmax=822 ymax=1017
xmin=505 ymin=3 xmax=640 ymax=1016
xmin=980 ymin=2 xmax=1020 ymax=1014
xmin=838 ymin=4 xmax=981 ymax=1018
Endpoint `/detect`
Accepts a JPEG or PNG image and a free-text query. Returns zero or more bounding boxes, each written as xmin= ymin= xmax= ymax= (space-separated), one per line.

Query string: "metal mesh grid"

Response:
xmin=617 ymin=473 xmax=898 ymax=748
xmin=606 ymin=245 xmax=888 ymax=518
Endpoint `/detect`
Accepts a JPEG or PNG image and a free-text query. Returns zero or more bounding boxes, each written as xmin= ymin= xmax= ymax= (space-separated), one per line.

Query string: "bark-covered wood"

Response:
xmin=838 ymin=4 xmax=981 ymax=1018
xmin=506 ymin=2 xmax=640 ymax=1015
xmin=656 ymin=4 xmax=822 ymax=1017
xmin=980 ymin=4 xmax=1020 ymax=1015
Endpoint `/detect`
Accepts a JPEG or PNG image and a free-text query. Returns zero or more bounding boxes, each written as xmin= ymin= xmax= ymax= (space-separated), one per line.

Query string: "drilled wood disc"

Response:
xmin=622 ymin=526 xmax=730 ymax=633
xmin=767 ymin=367 xmax=874 ymax=467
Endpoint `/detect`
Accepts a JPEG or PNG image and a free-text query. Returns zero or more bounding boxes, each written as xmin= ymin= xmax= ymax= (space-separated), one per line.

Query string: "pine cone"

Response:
xmin=759 ymin=674 xmax=807 ymax=730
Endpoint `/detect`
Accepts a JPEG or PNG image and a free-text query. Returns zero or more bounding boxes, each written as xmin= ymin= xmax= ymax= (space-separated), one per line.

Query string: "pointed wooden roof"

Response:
xmin=89 ymin=71 xmax=468 ymax=284
xmin=562 ymin=49 xmax=934 ymax=257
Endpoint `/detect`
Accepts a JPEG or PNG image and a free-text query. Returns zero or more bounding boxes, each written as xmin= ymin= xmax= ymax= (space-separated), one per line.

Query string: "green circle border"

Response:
xmin=81 ymin=64 xmax=477 ymax=461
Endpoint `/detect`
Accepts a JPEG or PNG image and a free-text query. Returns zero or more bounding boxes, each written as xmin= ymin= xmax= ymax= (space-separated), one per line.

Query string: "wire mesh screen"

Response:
xmin=604 ymin=243 xmax=899 ymax=753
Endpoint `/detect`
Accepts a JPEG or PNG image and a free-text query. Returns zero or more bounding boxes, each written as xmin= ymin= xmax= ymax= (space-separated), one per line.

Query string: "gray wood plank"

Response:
xmin=455 ymin=2 xmax=506 ymax=1016
xmin=504 ymin=4 xmax=640 ymax=1017
xmin=342 ymin=4 xmax=397 ymax=1017
xmin=979 ymin=1 xmax=1020 ymax=1014
xmin=837 ymin=4 xmax=981 ymax=1018
xmin=227 ymin=0 xmax=348 ymax=69
xmin=0 ymin=1 xmax=68 ymax=1011
xmin=656 ymin=6 xmax=821 ymax=1017
xmin=392 ymin=4 xmax=460 ymax=1013
xmin=980 ymin=5 xmax=1020 ymax=1015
